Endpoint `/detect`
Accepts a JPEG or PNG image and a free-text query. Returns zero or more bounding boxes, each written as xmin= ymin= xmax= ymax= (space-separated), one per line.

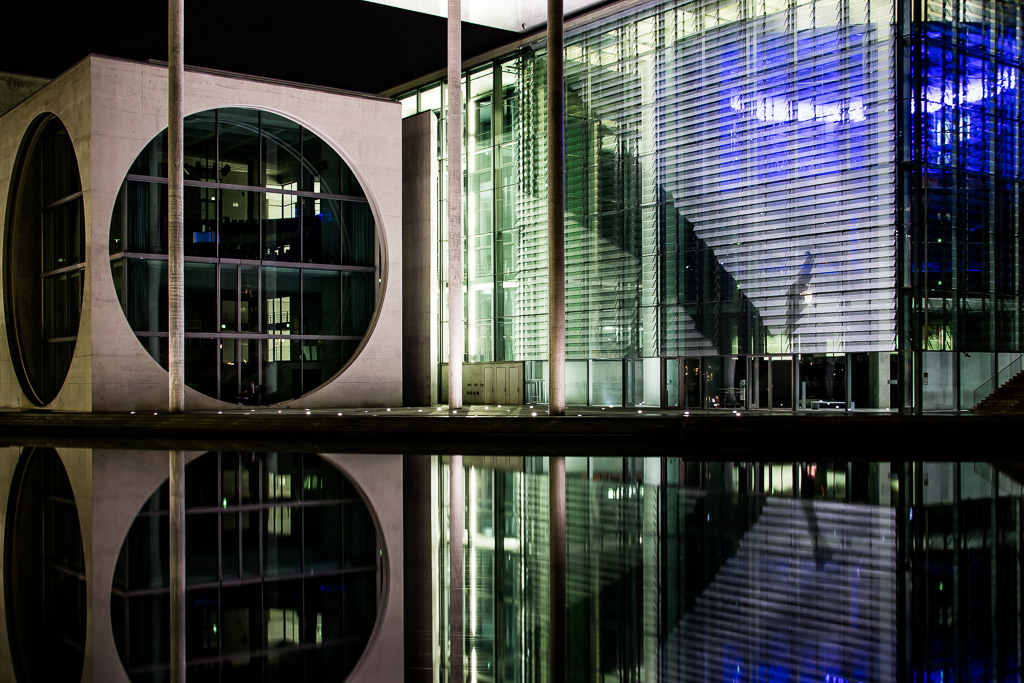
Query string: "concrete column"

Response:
xmin=169 ymin=451 xmax=185 ymax=683
xmin=449 ymin=455 xmax=464 ymax=682
xmin=448 ymin=0 xmax=464 ymax=411
xmin=548 ymin=0 xmax=566 ymax=415
xmin=168 ymin=4 xmax=185 ymax=682
xmin=549 ymin=455 xmax=566 ymax=682
xmin=168 ymin=0 xmax=185 ymax=412
xmin=403 ymin=113 xmax=439 ymax=406
xmin=404 ymin=455 xmax=435 ymax=683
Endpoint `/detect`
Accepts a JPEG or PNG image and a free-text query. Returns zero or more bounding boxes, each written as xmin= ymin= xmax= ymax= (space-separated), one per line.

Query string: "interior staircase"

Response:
xmin=972 ymin=370 xmax=1024 ymax=413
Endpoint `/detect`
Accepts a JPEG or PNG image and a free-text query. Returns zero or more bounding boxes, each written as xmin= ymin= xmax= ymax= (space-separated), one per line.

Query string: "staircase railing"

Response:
xmin=972 ymin=353 xmax=1024 ymax=409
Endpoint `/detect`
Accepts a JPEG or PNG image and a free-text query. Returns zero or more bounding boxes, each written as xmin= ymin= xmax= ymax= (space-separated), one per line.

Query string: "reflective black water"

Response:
xmin=424 ymin=459 xmax=1022 ymax=683
xmin=2 ymin=448 xmax=1020 ymax=683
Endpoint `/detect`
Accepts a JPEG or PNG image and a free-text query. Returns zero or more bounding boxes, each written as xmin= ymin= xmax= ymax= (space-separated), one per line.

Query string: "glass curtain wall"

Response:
xmin=401 ymin=0 xmax=898 ymax=408
xmin=109 ymin=108 xmax=380 ymax=404
xmin=905 ymin=0 xmax=1024 ymax=410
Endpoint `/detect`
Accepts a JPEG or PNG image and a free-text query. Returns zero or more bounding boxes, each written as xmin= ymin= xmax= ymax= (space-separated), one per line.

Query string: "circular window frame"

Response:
xmin=110 ymin=451 xmax=388 ymax=681
xmin=108 ymin=107 xmax=388 ymax=405
xmin=3 ymin=113 xmax=86 ymax=406
xmin=3 ymin=447 xmax=87 ymax=683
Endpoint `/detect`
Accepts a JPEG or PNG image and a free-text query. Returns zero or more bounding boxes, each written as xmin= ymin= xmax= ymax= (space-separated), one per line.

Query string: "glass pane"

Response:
xmin=221 ymin=188 xmax=259 ymax=260
xmin=342 ymin=502 xmax=374 ymax=568
xmin=221 ymin=512 xmax=239 ymax=580
xmin=342 ymin=271 xmax=373 ymax=336
xmin=127 ymin=514 xmax=168 ymax=590
xmin=183 ymin=111 xmax=217 ymax=180
xmin=304 ymin=503 xmax=342 ymax=572
xmin=185 ymin=452 xmax=219 ymax=509
xmin=264 ymin=580 xmax=303 ymax=648
xmin=185 ymin=338 xmax=218 ymax=401
xmin=263 ymin=193 xmax=300 ymax=262
xmin=302 ymin=270 xmax=340 ymax=335
xmin=220 ymin=338 xmax=238 ymax=401
xmin=241 ymin=510 xmax=260 ymax=578
xmin=265 ymin=454 xmax=301 ymax=502
xmin=185 ymin=588 xmax=219 ymax=661
xmin=301 ymin=132 xmax=341 ymax=195
xmin=126 ymin=258 xmax=168 ymax=333
xmin=303 ymin=339 xmax=343 ymax=389
xmin=186 ymin=513 xmax=218 ymax=585
xmin=184 ymin=185 xmax=217 ymax=257
xmin=262 ymin=267 xmax=300 ymax=334
xmin=264 ymin=338 xmax=302 ymax=402
xmin=220 ymin=264 xmax=238 ymax=332
xmin=218 ymin=109 xmax=260 ymax=187
xmin=222 ymin=584 xmax=263 ymax=655
xmin=341 ymin=202 xmax=374 ymax=267
xmin=262 ymin=114 xmax=302 ymax=190
xmin=263 ymin=505 xmax=301 ymax=576
xmin=302 ymin=457 xmax=353 ymax=501
xmin=303 ymin=196 xmax=341 ymax=265
xmin=239 ymin=266 xmax=259 ymax=333
xmin=184 ymin=262 xmax=217 ymax=333
xmin=125 ymin=181 xmax=167 ymax=254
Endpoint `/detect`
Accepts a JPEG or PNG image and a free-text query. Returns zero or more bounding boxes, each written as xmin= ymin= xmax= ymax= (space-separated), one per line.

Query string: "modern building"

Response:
xmin=0 ymin=445 xmax=404 ymax=683
xmin=1 ymin=0 xmax=1021 ymax=414
xmin=394 ymin=0 xmax=1024 ymax=413
xmin=0 ymin=56 xmax=403 ymax=412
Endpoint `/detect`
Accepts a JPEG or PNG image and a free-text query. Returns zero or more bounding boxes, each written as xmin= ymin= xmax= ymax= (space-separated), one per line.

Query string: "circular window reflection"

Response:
xmin=109 ymin=108 xmax=382 ymax=404
xmin=3 ymin=115 xmax=85 ymax=405
xmin=3 ymin=448 xmax=87 ymax=683
xmin=111 ymin=452 xmax=382 ymax=681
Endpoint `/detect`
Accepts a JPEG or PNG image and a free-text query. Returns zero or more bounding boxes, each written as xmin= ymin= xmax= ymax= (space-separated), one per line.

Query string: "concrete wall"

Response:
xmin=0 ymin=55 xmax=403 ymax=411
xmin=0 ymin=59 xmax=93 ymax=411
xmin=0 ymin=447 xmax=403 ymax=683
xmin=0 ymin=73 xmax=50 ymax=117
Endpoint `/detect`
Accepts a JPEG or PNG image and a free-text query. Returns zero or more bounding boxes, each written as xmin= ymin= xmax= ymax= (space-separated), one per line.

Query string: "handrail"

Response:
xmin=972 ymin=353 xmax=1024 ymax=408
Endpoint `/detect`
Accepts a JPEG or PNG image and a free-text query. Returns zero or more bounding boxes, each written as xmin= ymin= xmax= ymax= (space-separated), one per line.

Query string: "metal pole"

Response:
xmin=447 ymin=0 xmax=464 ymax=412
xmin=168 ymin=2 xmax=186 ymax=682
xmin=547 ymin=0 xmax=566 ymax=415
xmin=449 ymin=455 xmax=465 ymax=682
xmin=549 ymin=455 xmax=567 ymax=682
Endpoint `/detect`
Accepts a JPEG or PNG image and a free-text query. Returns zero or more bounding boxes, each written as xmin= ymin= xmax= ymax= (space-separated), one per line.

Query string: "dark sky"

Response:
xmin=1 ymin=0 xmax=519 ymax=94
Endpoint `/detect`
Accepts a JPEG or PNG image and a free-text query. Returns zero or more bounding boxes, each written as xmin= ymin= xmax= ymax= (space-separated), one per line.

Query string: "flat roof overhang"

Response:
xmin=363 ymin=0 xmax=608 ymax=32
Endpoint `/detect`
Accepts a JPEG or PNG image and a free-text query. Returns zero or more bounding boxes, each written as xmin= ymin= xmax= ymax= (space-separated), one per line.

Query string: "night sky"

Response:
xmin=1 ymin=0 xmax=520 ymax=94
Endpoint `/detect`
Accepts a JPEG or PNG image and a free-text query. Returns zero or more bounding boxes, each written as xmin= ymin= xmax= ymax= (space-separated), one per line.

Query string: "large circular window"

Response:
xmin=3 ymin=115 xmax=85 ymax=405
xmin=109 ymin=108 xmax=381 ymax=404
xmin=4 ymin=448 xmax=87 ymax=683
xmin=111 ymin=452 xmax=382 ymax=681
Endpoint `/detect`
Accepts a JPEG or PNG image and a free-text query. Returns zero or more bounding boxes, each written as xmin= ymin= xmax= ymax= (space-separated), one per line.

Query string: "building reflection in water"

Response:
xmin=423 ymin=458 xmax=1022 ymax=683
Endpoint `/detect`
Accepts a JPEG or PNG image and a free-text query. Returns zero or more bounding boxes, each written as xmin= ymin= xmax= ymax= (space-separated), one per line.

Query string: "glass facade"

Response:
xmin=109 ymin=109 xmax=380 ymax=404
xmin=434 ymin=457 xmax=1022 ymax=683
xmin=904 ymin=0 xmax=1024 ymax=409
xmin=3 ymin=115 xmax=85 ymax=405
xmin=111 ymin=452 xmax=380 ymax=682
xmin=400 ymin=0 xmax=1024 ymax=411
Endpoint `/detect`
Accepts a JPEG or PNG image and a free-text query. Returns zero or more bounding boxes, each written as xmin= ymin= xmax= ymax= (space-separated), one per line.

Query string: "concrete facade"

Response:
xmin=0 ymin=56 xmax=403 ymax=412
xmin=0 ymin=447 xmax=404 ymax=683
xmin=401 ymin=112 xmax=437 ymax=407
